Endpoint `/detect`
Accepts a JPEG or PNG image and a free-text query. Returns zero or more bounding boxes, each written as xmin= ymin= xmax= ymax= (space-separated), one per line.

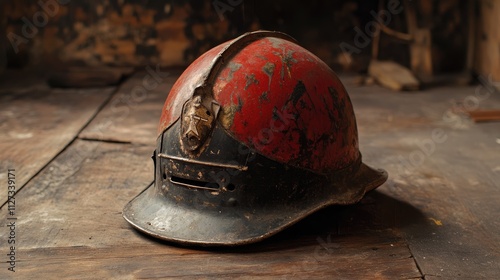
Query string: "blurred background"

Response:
xmin=1 ymin=2 xmax=499 ymax=278
xmin=0 ymin=0 xmax=498 ymax=88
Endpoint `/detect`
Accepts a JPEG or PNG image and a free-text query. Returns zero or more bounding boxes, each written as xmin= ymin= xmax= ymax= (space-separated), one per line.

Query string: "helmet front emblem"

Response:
xmin=181 ymin=95 xmax=220 ymax=153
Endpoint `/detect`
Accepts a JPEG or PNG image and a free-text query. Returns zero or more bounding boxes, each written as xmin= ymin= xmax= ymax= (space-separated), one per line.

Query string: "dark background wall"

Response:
xmin=0 ymin=0 xmax=480 ymax=75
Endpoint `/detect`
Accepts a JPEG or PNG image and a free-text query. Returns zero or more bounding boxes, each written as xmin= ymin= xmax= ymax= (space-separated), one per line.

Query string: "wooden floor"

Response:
xmin=0 ymin=70 xmax=499 ymax=279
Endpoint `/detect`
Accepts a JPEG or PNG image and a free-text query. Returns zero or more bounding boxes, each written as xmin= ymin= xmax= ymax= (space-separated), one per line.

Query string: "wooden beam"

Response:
xmin=466 ymin=109 xmax=500 ymax=122
xmin=405 ymin=0 xmax=433 ymax=80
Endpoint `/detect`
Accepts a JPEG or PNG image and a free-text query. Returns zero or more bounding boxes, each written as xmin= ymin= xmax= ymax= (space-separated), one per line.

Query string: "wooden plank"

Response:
xmin=348 ymin=82 xmax=500 ymax=279
xmin=15 ymin=236 xmax=418 ymax=279
xmin=368 ymin=60 xmax=420 ymax=91
xmin=409 ymin=28 xmax=433 ymax=80
xmin=47 ymin=66 xmax=135 ymax=88
xmin=6 ymin=73 xmax=500 ymax=278
xmin=475 ymin=0 xmax=500 ymax=90
xmin=79 ymin=70 xmax=179 ymax=146
xmin=466 ymin=109 xmax=500 ymax=122
xmin=0 ymin=72 xmax=115 ymax=205
xmin=0 ymin=139 xmax=421 ymax=278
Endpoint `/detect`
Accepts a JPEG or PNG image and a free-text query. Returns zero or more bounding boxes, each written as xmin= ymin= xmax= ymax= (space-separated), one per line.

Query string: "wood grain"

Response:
xmin=2 ymin=73 xmax=499 ymax=278
xmin=0 ymin=139 xmax=420 ymax=279
xmin=79 ymin=70 xmax=179 ymax=146
xmin=15 ymin=236 xmax=419 ymax=279
xmin=475 ymin=0 xmax=500 ymax=88
xmin=47 ymin=66 xmax=134 ymax=88
xmin=348 ymin=82 xmax=500 ymax=279
xmin=0 ymin=72 xmax=114 ymax=205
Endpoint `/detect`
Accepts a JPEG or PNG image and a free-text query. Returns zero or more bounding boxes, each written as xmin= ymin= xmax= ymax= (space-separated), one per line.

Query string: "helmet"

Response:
xmin=123 ymin=30 xmax=387 ymax=246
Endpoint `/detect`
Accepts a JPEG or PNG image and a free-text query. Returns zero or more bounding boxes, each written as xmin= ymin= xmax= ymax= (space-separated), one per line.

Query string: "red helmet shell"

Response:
xmin=159 ymin=34 xmax=358 ymax=173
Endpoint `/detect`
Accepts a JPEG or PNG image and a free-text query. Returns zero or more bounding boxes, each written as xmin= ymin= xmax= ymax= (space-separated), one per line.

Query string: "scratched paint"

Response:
xmin=158 ymin=33 xmax=359 ymax=173
xmin=158 ymin=42 xmax=227 ymax=133
xmin=213 ymin=36 xmax=359 ymax=172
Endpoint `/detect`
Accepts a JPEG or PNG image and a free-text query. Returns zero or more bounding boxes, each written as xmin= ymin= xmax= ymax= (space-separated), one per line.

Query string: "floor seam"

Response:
xmin=0 ymin=80 xmax=129 ymax=209
xmin=407 ymin=243 xmax=425 ymax=280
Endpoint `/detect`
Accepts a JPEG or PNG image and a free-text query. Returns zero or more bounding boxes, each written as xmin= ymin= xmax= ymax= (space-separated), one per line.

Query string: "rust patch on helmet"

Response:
xmin=288 ymin=81 xmax=307 ymax=107
xmin=262 ymin=62 xmax=275 ymax=90
xmin=220 ymin=96 xmax=243 ymax=129
xmin=276 ymin=49 xmax=297 ymax=81
xmin=226 ymin=62 xmax=242 ymax=81
xmin=244 ymin=73 xmax=259 ymax=90
xmin=259 ymin=91 xmax=270 ymax=103
xmin=328 ymin=86 xmax=351 ymax=147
